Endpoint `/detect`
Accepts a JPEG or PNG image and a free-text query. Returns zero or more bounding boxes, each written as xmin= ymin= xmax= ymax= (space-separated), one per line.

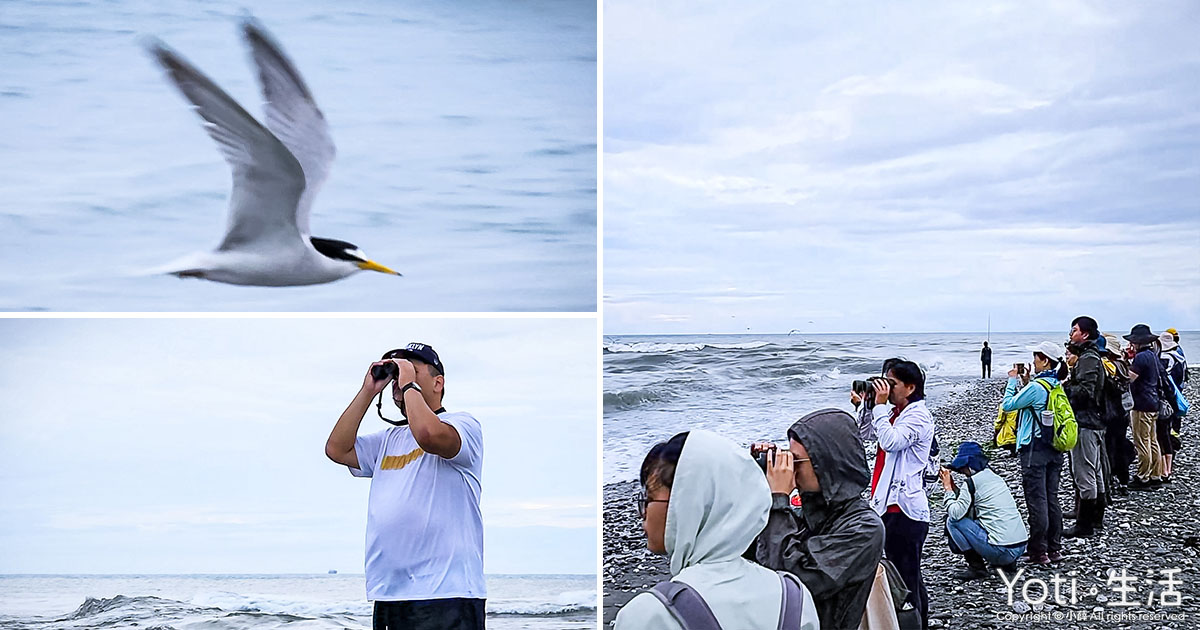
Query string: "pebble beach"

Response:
xmin=604 ymin=368 xmax=1200 ymax=628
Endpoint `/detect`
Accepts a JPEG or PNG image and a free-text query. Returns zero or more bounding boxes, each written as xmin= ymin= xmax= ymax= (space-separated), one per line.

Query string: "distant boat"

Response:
xmin=328 ymin=570 xmax=338 ymax=575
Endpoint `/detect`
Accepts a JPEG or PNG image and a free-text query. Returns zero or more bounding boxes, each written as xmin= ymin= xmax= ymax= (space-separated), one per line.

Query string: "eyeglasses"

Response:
xmin=634 ymin=490 xmax=669 ymax=519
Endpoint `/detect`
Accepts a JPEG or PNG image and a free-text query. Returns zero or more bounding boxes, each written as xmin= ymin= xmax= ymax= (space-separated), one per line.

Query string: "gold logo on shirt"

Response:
xmin=381 ymin=446 xmax=425 ymax=471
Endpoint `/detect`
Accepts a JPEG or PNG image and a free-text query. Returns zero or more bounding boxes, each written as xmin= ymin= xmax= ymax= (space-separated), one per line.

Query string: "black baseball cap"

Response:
xmin=383 ymin=343 xmax=444 ymax=375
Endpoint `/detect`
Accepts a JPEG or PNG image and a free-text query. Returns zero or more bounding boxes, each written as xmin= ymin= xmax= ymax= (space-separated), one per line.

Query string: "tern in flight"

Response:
xmin=145 ymin=19 xmax=400 ymax=285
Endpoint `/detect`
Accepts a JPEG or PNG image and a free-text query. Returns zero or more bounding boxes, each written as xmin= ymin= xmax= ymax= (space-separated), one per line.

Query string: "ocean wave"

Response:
xmin=604 ymin=387 xmax=677 ymax=410
xmin=604 ymin=341 xmax=771 ymax=354
xmin=190 ymin=591 xmax=369 ymax=617
xmin=63 ymin=595 xmax=151 ymax=620
xmin=54 ymin=590 xmax=593 ymax=624
xmin=488 ymin=589 xmax=596 ymax=616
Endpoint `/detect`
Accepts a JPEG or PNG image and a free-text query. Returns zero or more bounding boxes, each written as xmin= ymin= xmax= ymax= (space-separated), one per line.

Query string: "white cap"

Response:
xmin=1160 ymin=332 xmax=1179 ymax=352
xmin=1026 ymin=341 xmax=1065 ymax=361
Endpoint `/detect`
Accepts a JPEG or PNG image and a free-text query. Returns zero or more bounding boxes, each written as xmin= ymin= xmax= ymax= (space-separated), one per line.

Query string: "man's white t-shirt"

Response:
xmin=349 ymin=411 xmax=485 ymax=601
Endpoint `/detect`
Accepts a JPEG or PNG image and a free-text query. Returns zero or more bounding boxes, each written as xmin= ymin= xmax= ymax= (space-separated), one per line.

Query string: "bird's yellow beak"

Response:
xmin=357 ymin=260 xmax=401 ymax=276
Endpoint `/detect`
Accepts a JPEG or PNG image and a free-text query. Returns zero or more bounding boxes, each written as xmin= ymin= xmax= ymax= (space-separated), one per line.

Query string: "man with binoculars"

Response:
xmin=325 ymin=343 xmax=485 ymax=630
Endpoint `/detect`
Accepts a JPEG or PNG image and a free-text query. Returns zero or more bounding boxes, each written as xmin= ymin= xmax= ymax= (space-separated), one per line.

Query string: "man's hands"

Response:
xmin=362 ymin=359 xmax=417 ymax=396
xmin=766 ymin=448 xmax=795 ymax=495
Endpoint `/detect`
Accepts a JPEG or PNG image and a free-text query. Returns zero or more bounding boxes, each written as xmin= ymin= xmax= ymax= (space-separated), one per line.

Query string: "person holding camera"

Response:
xmin=325 ymin=344 xmax=485 ymax=630
xmin=755 ymin=409 xmax=885 ymax=630
xmin=615 ymin=430 xmax=819 ymax=630
xmin=863 ymin=360 xmax=934 ymax=629
xmin=1000 ymin=342 xmax=1065 ymax=565
xmin=939 ymin=442 xmax=1027 ymax=580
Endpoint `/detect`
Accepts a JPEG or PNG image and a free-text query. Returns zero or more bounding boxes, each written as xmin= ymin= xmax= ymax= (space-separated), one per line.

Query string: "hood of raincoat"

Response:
xmin=787 ymin=408 xmax=872 ymax=529
xmin=665 ymin=429 xmax=770 ymax=576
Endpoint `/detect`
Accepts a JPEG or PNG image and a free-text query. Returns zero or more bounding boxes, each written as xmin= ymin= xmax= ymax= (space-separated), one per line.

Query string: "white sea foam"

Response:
xmin=190 ymin=591 xmax=369 ymax=617
xmin=487 ymin=589 xmax=597 ymax=615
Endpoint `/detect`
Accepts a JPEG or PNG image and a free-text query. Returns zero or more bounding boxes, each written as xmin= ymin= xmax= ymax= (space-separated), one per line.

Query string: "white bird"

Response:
xmin=145 ymin=19 xmax=399 ymax=286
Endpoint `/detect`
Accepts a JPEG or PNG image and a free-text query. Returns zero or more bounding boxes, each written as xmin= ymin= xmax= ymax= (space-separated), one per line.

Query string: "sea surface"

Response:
xmin=603 ymin=331 xmax=1192 ymax=483
xmin=0 ymin=0 xmax=596 ymax=311
xmin=0 ymin=574 xmax=596 ymax=629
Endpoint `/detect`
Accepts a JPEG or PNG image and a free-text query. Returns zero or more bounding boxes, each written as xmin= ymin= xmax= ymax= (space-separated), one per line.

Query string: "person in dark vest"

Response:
xmin=981 ymin=342 xmax=993 ymax=378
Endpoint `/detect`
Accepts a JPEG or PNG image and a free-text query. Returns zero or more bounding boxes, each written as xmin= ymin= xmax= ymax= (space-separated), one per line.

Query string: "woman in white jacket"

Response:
xmin=614 ymin=430 xmax=819 ymax=630
xmin=865 ymin=360 xmax=934 ymax=630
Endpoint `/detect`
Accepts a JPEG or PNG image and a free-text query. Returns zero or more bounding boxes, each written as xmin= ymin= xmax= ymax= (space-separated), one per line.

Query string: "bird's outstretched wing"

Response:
xmin=146 ymin=40 xmax=306 ymax=253
xmin=242 ymin=18 xmax=336 ymax=238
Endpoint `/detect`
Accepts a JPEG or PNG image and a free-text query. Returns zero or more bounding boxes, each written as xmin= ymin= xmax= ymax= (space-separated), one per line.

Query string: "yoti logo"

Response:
xmin=999 ymin=568 xmax=1078 ymax=607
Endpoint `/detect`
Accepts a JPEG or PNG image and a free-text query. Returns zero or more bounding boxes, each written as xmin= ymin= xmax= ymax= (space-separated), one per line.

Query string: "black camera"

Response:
xmin=371 ymin=362 xmax=398 ymax=382
xmin=750 ymin=443 xmax=786 ymax=472
xmin=852 ymin=376 xmax=892 ymax=409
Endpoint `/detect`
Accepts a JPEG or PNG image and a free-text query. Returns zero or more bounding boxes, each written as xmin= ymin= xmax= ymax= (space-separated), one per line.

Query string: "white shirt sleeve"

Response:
xmin=350 ymin=430 xmax=388 ymax=478
xmin=441 ymin=412 xmax=483 ymax=470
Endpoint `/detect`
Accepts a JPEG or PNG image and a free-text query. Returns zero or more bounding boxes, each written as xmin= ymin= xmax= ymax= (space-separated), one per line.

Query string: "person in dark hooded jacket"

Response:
xmin=1063 ymin=317 xmax=1108 ymax=538
xmin=756 ymin=408 xmax=886 ymax=630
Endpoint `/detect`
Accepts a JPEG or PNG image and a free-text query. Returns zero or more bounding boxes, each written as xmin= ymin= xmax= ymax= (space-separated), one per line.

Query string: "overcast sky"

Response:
xmin=604 ymin=0 xmax=1200 ymax=334
xmin=0 ymin=318 xmax=596 ymax=575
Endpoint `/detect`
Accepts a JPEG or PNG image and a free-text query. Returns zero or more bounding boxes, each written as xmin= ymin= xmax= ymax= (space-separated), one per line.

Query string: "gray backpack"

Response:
xmin=648 ymin=571 xmax=806 ymax=630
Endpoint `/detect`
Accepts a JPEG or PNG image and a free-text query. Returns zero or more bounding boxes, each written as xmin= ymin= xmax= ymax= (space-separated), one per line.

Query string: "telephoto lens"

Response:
xmin=371 ymin=362 xmax=398 ymax=381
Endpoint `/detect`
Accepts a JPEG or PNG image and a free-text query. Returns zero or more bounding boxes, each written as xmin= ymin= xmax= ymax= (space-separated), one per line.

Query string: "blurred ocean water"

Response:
xmin=0 ymin=0 xmax=596 ymax=311
xmin=0 ymin=574 xmax=597 ymax=629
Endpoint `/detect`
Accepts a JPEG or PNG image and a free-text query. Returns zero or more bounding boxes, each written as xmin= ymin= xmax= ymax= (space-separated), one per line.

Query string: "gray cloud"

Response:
xmin=605 ymin=0 xmax=1200 ymax=333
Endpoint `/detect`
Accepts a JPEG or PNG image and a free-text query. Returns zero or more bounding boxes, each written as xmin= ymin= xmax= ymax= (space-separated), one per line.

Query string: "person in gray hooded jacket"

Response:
xmin=756 ymin=408 xmax=886 ymax=630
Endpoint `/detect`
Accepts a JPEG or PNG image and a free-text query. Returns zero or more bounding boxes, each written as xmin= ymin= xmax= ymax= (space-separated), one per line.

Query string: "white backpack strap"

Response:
xmin=777 ymin=571 xmax=806 ymax=630
xmin=649 ymin=580 xmax=722 ymax=630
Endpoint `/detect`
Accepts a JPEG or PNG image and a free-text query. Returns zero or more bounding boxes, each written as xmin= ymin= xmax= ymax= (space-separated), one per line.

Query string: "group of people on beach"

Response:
xmin=615 ymin=318 xmax=1189 ymax=630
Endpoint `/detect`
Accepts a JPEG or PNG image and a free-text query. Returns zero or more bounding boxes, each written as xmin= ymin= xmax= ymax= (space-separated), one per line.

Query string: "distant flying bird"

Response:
xmin=145 ymin=18 xmax=399 ymax=285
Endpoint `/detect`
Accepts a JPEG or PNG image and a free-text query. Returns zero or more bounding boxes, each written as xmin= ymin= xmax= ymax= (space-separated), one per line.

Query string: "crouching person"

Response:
xmin=756 ymin=409 xmax=885 ymax=630
xmin=615 ymin=430 xmax=819 ymax=630
xmin=939 ymin=442 xmax=1028 ymax=580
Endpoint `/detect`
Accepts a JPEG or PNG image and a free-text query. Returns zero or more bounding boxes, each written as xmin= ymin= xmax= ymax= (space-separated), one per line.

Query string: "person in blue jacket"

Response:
xmin=1001 ymin=341 xmax=1066 ymax=565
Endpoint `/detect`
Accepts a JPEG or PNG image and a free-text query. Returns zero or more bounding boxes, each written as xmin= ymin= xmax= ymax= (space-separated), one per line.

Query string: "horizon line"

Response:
xmin=604 ymin=329 xmax=1198 ymax=337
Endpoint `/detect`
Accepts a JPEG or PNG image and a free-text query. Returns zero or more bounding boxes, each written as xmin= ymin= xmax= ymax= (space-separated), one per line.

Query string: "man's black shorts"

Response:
xmin=373 ymin=598 xmax=486 ymax=630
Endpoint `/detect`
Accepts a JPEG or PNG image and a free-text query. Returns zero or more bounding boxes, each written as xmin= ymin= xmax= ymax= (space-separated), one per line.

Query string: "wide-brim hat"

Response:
xmin=1123 ymin=324 xmax=1157 ymax=344
xmin=1101 ymin=333 xmax=1123 ymax=356
xmin=950 ymin=441 xmax=989 ymax=471
xmin=1026 ymin=341 xmax=1065 ymax=361
xmin=1160 ymin=332 xmax=1179 ymax=352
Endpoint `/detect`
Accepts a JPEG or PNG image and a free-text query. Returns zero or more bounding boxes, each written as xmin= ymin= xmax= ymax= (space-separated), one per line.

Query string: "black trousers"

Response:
xmin=1020 ymin=447 xmax=1063 ymax=556
xmin=1156 ymin=414 xmax=1177 ymax=457
xmin=882 ymin=511 xmax=929 ymax=629
xmin=373 ymin=598 xmax=486 ymax=630
xmin=1106 ymin=413 xmax=1133 ymax=486
xmin=982 ymin=361 xmax=991 ymax=378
